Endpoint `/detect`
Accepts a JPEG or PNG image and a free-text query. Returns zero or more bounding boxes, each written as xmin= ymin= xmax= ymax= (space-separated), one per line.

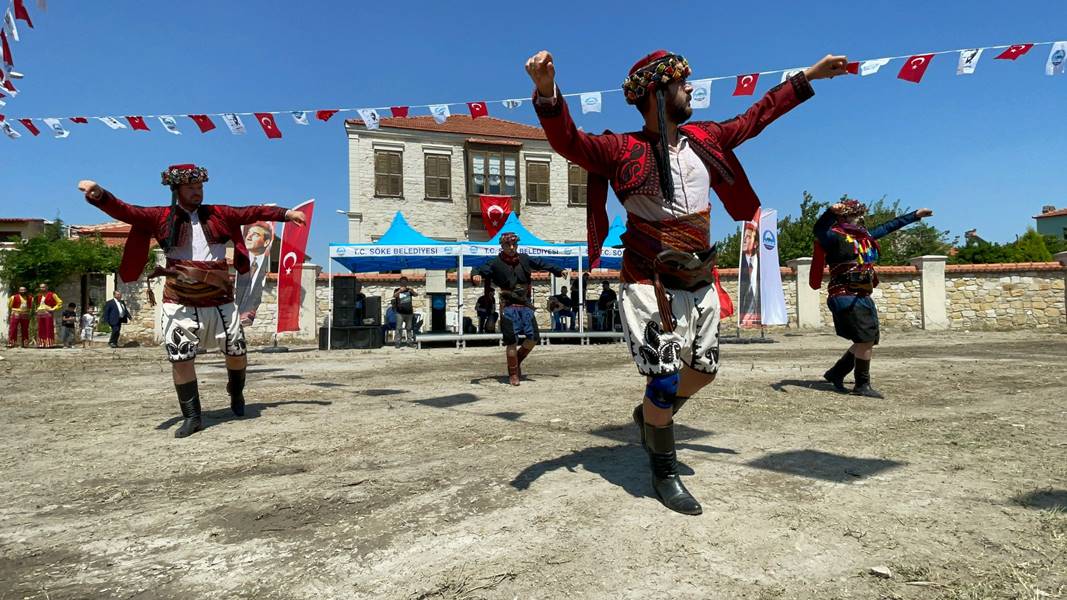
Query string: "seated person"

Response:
xmin=476 ymin=288 xmax=498 ymax=333
xmin=597 ymin=281 xmax=618 ymax=331
xmin=549 ymin=285 xmax=576 ymax=332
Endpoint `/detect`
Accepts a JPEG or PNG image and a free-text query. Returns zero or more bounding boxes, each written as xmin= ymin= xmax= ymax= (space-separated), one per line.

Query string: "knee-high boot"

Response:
xmin=506 ymin=349 xmax=520 ymax=386
xmin=227 ymin=368 xmax=246 ymax=416
xmin=174 ymin=381 xmax=203 ymax=438
xmin=852 ymin=358 xmax=884 ymax=398
xmin=823 ymin=351 xmax=856 ymax=392
xmin=644 ymin=421 xmax=702 ymax=515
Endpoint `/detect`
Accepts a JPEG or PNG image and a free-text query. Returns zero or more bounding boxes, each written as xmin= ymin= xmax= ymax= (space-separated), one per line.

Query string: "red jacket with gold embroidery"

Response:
xmin=534 ymin=73 xmax=815 ymax=267
xmin=87 ymin=190 xmax=289 ymax=283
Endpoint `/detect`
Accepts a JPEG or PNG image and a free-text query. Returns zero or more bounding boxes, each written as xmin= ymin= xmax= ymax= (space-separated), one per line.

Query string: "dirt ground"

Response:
xmin=0 ymin=329 xmax=1065 ymax=600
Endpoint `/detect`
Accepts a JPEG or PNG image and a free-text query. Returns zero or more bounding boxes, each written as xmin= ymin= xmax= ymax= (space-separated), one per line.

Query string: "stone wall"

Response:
xmin=944 ymin=266 xmax=1066 ymax=329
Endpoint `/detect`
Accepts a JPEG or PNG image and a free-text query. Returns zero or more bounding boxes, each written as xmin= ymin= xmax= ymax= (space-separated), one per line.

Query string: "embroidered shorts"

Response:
xmin=828 ymin=295 xmax=880 ymax=345
xmin=619 ymin=282 xmax=721 ymax=376
xmin=160 ymin=302 xmax=247 ymax=362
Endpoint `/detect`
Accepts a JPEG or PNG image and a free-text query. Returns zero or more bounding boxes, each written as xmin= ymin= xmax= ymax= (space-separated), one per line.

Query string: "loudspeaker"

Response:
xmin=332 ymin=309 xmax=357 ymax=327
xmin=320 ymin=326 xmax=384 ymax=350
xmin=362 ymin=296 xmax=382 ymax=326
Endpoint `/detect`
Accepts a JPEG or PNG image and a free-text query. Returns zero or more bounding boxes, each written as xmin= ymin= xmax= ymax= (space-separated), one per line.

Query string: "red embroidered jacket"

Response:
xmin=534 ymin=73 xmax=815 ymax=267
xmin=87 ymin=190 xmax=289 ymax=283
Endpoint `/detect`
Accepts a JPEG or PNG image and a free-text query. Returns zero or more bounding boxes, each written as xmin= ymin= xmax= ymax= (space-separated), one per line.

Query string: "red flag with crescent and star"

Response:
xmin=467 ymin=101 xmax=489 ymax=119
xmin=995 ymin=44 xmax=1033 ymax=61
xmin=277 ymin=199 xmax=314 ymax=333
xmin=126 ymin=116 xmax=150 ymax=131
xmin=254 ymin=112 xmax=283 ymax=139
xmin=188 ymin=114 xmax=216 ymax=133
xmin=18 ymin=118 xmax=38 ymax=136
xmin=479 ymin=195 xmax=511 ymax=237
xmin=733 ymin=73 xmax=759 ymax=96
xmin=897 ymin=54 xmax=935 ymax=83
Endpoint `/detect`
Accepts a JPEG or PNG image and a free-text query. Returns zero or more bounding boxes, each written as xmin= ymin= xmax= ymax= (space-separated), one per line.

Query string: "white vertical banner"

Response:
xmin=690 ymin=78 xmax=712 ymax=109
xmin=222 ymin=113 xmax=246 ymax=135
xmin=757 ymin=208 xmax=788 ymax=325
xmin=957 ymin=48 xmax=983 ymax=75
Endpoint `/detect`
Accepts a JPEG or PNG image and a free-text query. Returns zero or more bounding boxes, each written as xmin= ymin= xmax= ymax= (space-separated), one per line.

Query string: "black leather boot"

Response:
xmin=174 ymin=381 xmax=203 ymax=438
xmin=633 ymin=397 xmax=690 ymax=446
xmin=227 ymin=368 xmax=246 ymax=417
xmin=852 ymin=358 xmax=884 ymax=398
xmin=823 ymin=351 xmax=855 ymax=392
xmin=644 ymin=421 xmax=702 ymax=515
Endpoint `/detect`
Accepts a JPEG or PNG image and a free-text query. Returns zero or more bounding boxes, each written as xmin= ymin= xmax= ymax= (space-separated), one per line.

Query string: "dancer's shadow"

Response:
xmin=1014 ymin=488 xmax=1067 ymax=511
xmin=468 ymin=373 xmax=561 ymax=386
xmin=156 ymin=400 xmax=333 ymax=432
xmin=771 ymin=379 xmax=840 ymax=393
xmin=511 ymin=422 xmax=736 ymax=498
xmin=746 ymin=449 xmax=904 ymax=483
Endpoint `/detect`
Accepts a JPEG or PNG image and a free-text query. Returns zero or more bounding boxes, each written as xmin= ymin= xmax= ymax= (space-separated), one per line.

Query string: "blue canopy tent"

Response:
xmin=329 ymin=211 xmax=461 ymax=273
xmin=464 ymin=213 xmax=581 ymax=271
xmin=597 ymin=216 xmax=626 ymax=270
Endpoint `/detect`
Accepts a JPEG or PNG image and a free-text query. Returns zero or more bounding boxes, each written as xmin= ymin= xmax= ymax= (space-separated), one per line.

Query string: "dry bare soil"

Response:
xmin=1 ymin=330 xmax=1065 ymax=599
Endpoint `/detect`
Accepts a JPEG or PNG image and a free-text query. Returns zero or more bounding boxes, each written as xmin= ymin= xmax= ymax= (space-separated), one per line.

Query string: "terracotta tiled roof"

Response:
xmin=71 ymin=221 xmax=130 ymax=235
xmin=346 ymin=115 xmax=546 ymax=140
xmin=0 ymin=218 xmax=45 ymax=223
xmin=946 ymin=262 xmax=1065 ymax=273
xmin=1034 ymin=207 xmax=1067 ymax=219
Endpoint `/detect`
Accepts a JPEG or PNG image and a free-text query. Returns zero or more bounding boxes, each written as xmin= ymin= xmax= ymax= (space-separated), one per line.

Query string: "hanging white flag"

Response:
xmin=957 ymin=48 xmax=983 ymax=75
xmin=4 ymin=9 xmax=19 ymax=42
xmin=42 ymin=118 xmax=69 ymax=138
xmin=579 ymin=92 xmax=602 ymax=114
xmin=221 ymin=113 xmax=246 ymax=135
xmin=357 ymin=108 xmax=380 ymax=130
xmin=1047 ymin=41 xmax=1067 ymax=76
xmin=502 ymin=99 xmax=523 ymax=110
xmin=291 ymin=111 xmax=309 ymax=125
xmin=1 ymin=118 xmax=20 ymax=139
xmin=779 ymin=69 xmax=803 ymax=83
xmin=690 ymin=78 xmax=712 ymax=109
xmin=860 ymin=58 xmax=891 ymax=77
xmin=158 ymin=115 xmax=182 ymax=135
xmin=96 ymin=116 xmax=127 ymax=130
xmin=429 ymin=104 xmax=450 ymax=124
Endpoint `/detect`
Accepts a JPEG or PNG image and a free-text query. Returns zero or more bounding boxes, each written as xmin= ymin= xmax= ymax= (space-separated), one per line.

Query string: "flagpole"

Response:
xmin=457 ymin=252 xmax=464 ymax=344
xmin=577 ymin=253 xmax=584 ymax=336
xmin=327 ymin=253 xmax=333 ymax=351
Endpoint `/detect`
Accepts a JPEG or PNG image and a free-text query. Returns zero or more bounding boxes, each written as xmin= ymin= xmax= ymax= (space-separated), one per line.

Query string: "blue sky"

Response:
xmin=2 ymin=0 xmax=1065 ymax=263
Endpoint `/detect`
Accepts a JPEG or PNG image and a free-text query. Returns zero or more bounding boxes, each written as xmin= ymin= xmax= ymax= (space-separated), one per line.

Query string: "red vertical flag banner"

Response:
xmin=479 ymin=195 xmax=511 ymax=237
xmin=276 ymin=199 xmax=314 ymax=333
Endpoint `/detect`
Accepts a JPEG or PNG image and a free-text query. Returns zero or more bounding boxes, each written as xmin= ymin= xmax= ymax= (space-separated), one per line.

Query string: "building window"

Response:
xmin=568 ymin=163 xmax=587 ymax=206
xmin=526 ymin=162 xmax=550 ymax=205
xmin=469 ymin=150 xmax=519 ymax=197
xmin=424 ymin=155 xmax=451 ymax=200
xmin=374 ymin=150 xmax=403 ymax=198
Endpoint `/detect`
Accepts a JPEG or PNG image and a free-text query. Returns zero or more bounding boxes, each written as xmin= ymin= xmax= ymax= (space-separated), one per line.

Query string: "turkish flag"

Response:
xmin=897 ymin=54 xmax=935 ymax=83
xmin=126 ymin=116 xmax=150 ymax=131
xmin=390 ymin=106 xmax=409 ymax=118
xmin=188 ymin=114 xmax=216 ymax=133
xmin=69 ymin=117 xmax=88 ymax=124
xmin=846 ymin=61 xmax=860 ymax=75
xmin=995 ymin=44 xmax=1034 ymax=60
xmin=18 ymin=118 xmax=38 ymax=136
xmin=480 ymin=195 xmax=511 ymax=237
xmin=467 ymin=101 xmax=489 ymax=119
xmin=276 ymin=199 xmax=314 ymax=333
xmin=13 ymin=0 xmax=33 ymax=27
xmin=254 ymin=112 xmax=283 ymax=139
xmin=1 ymin=29 xmax=12 ymax=66
xmin=733 ymin=73 xmax=759 ymax=96
xmin=2 ymin=79 xmax=16 ymax=95
xmin=315 ymin=109 xmax=338 ymax=122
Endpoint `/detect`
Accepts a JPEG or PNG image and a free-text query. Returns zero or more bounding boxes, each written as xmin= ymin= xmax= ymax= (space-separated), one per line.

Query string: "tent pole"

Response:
xmin=578 ymin=253 xmax=584 ymax=335
xmin=327 ymin=257 xmax=333 ymax=351
xmin=457 ymin=252 xmax=464 ymax=342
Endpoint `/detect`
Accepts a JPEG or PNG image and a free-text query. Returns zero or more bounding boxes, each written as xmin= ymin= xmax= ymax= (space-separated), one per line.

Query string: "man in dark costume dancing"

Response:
xmin=475 ymin=232 xmax=566 ymax=386
xmin=812 ymin=199 xmax=933 ymax=398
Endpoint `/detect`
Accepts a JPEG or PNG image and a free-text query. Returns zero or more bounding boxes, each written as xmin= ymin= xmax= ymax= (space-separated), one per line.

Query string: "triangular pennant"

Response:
xmin=158 ymin=115 xmax=182 ymax=135
xmin=188 ymin=114 xmax=216 ymax=133
xmin=222 ymin=113 xmax=246 ymax=135
xmin=42 ymin=118 xmax=69 ymax=138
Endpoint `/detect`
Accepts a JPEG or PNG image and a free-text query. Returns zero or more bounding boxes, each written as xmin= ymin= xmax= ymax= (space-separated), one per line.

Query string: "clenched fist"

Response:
xmin=525 ymin=50 xmax=556 ymax=98
xmin=77 ymin=179 xmax=103 ymax=201
xmin=804 ymin=55 xmax=849 ymax=80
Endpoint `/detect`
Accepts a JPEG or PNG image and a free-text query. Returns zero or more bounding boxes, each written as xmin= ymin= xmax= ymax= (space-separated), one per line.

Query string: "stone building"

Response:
xmin=343 ymin=115 xmax=588 ymax=245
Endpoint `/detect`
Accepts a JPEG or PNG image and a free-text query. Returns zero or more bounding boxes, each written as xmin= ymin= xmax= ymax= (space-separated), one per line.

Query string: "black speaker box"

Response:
xmin=320 ymin=326 xmax=384 ymax=350
xmin=362 ymin=296 xmax=382 ymax=326
xmin=332 ymin=309 xmax=357 ymax=327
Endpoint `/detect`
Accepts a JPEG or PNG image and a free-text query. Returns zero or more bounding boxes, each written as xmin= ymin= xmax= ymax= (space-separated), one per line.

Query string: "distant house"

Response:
xmin=1033 ymin=205 xmax=1067 ymax=240
xmin=70 ymin=221 xmax=135 ymax=247
xmin=343 ymin=114 xmax=588 ymax=244
xmin=0 ymin=218 xmax=47 ymax=249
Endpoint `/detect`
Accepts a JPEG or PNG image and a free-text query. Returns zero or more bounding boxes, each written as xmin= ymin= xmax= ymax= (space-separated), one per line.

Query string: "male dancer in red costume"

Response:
xmin=78 ymin=165 xmax=306 ymax=438
xmin=7 ymin=286 xmax=32 ymax=348
xmin=527 ymin=49 xmax=848 ymax=514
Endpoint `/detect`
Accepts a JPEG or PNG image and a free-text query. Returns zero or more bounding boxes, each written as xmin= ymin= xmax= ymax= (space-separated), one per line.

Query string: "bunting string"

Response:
xmin=2 ymin=37 xmax=1064 ymax=141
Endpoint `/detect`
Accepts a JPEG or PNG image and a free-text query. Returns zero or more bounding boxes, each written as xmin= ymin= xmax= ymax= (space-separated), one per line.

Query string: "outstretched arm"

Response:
xmin=77 ymin=180 xmax=161 ymax=229
xmin=527 ymin=255 xmax=566 ymax=278
xmin=527 ymin=50 xmax=620 ymax=177
xmin=224 ymin=205 xmax=301 ymax=226
xmin=868 ymin=208 xmax=932 ymax=239
xmin=715 ymin=55 xmax=847 ymax=151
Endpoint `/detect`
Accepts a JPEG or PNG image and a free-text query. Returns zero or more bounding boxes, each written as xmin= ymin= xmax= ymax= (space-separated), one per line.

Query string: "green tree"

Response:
xmin=0 ymin=220 xmax=123 ymax=291
xmin=1012 ymin=228 xmax=1053 ymax=262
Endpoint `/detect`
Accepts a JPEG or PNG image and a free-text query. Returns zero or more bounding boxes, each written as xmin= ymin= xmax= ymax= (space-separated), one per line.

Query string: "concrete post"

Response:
xmin=909 ymin=255 xmax=949 ymax=331
xmin=1055 ymin=252 xmax=1067 ymax=324
xmin=298 ymin=263 xmax=321 ymax=341
xmin=787 ymin=257 xmax=821 ymax=329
